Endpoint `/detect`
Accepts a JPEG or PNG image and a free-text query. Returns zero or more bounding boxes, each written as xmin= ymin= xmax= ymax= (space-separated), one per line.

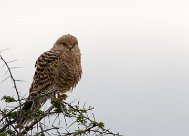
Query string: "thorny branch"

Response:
xmin=0 ymin=51 xmax=21 ymax=103
xmin=0 ymin=50 xmax=23 ymax=133
xmin=0 ymin=51 xmax=122 ymax=136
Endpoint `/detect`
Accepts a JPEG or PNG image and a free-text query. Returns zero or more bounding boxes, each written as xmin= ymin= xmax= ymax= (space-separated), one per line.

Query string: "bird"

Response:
xmin=20 ymin=34 xmax=82 ymax=125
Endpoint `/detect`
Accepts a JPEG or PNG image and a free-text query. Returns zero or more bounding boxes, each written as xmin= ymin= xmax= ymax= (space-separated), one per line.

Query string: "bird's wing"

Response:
xmin=29 ymin=50 xmax=60 ymax=94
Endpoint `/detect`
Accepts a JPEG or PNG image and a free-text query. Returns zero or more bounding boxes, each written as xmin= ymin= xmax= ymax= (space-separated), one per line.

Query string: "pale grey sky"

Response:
xmin=0 ymin=0 xmax=189 ymax=136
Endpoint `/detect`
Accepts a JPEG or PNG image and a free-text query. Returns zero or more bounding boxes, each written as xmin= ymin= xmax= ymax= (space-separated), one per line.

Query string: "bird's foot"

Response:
xmin=58 ymin=94 xmax=68 ymax=100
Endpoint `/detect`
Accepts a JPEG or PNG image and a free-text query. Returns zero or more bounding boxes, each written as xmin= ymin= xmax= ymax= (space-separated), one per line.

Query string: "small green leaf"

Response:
xmin=7 ymin=111 xmax=19 ymax=119
xmin=98 ymin=122 xmax=105 ymax=129
xmin=51 ymin=99 xmax=61 ymax=107
xmin=29 ymin=109 xmax=43 ymax=118
xmin=0 ymin=131 xmax=6 ymax=136
xmin=1 ymin=96 xmax=16 ymax=103
xmin=6 ymin=129 xmax=15 ymax=135
xmin=90 ymin=121 xmax=104 ymax=129
xmin=74 ymin=129 xmax=84 ymax=136
xmin=77 ymin=113 xmax=86 ymax=123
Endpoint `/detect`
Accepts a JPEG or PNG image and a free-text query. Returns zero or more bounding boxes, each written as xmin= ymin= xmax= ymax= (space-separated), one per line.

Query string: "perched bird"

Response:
xmin=20 ymin=34 xmax=82 ymax=124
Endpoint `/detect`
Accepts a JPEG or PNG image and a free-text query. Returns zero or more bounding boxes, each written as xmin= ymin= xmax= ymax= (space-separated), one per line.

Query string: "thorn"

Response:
xmin=0 ymin=76 xmax=11 ymax=84
xmin=10 ymin=66 xmax=22 ymax=69
xmin=92 ymin=113 xmax=96 ymax=121
xmin=4 ymin=69 xmax=9 ymax=76
xmin=83 ymin=101 xmax=86 ymax=108
xmin=0 ymin=48 xmax=9 ymax=53
xmin=15 ymin=79 xmax=25 ymax=82
xmin=7 ymin=60 xmax=17 ymax=63
xmin=2 ymin=63 xmax=6 ymax=68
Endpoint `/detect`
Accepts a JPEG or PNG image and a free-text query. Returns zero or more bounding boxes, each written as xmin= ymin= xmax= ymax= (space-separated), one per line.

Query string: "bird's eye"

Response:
xmin=73 ymin=42 xmax=78 ymax=46
xmin=62 ymin=42 xmax=67 ymax=46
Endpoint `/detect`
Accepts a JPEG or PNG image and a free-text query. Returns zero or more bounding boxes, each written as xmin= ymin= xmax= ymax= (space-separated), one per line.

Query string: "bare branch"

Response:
xmin=34 ymin=126 xmax=59 ymax=136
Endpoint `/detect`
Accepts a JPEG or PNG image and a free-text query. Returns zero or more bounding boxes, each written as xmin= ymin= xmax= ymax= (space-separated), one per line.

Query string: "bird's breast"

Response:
xmin=55 ymin=51 xmax=82 ymax=91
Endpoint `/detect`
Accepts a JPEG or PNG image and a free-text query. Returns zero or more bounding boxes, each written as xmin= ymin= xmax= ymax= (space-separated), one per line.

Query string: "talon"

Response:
xmin=58 ymin=94 xmax=68 ymax=100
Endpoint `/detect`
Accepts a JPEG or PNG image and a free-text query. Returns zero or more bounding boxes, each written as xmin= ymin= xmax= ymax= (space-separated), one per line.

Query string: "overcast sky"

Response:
xmin=0 ymin=0 xmax=189 ymax=136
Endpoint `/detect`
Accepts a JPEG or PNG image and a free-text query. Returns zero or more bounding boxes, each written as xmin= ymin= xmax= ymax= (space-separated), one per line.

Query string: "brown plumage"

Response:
xmin=21 ymin=34 xmax=82 ymax=124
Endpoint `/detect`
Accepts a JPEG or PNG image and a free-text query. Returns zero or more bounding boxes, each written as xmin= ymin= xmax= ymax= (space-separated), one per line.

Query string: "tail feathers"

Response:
xmin=19 ymin=92 xmax=47 ymax=126
xmin=18 ymin=101 xmax=33 ymax=126
xmin=19 ymin=96 xmax=34 ymax=126
xmin=22 ymin=100 xmax=33 ymax=111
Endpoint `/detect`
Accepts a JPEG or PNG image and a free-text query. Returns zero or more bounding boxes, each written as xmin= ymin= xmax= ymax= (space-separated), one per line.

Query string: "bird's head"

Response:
xmin=52 ymin=34 xmax=79 ymax=52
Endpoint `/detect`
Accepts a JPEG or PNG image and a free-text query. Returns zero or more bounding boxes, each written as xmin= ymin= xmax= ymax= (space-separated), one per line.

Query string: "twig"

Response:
xmin=0 ymin=53 xmax=23 ymax=133
xmin=39 ymin=122 xmax=45 ymax=136
xmin=20 ymin=106 xmax=54 ymax=134
xmin=34 ymin=126 xmax=59 ymax=136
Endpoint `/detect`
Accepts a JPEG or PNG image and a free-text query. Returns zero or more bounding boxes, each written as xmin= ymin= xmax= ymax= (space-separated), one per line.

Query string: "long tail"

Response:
xmin=19 ymin=92 xmax=47 ymax=126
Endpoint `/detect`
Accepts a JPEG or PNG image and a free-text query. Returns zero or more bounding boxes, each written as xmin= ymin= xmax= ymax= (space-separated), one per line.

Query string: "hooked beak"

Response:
xmin=68 ymin=45 xmax=72 ymax=50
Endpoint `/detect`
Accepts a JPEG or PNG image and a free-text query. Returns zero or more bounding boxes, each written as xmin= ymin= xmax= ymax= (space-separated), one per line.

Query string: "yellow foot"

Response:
xmin=58 ymin=94 xmax=68 ymax=100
